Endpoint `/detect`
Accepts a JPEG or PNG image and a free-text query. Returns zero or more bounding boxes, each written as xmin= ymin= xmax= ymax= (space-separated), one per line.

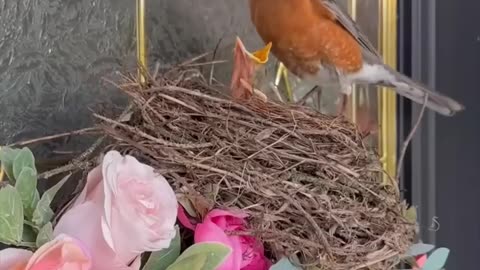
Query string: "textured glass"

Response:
xmin=0 ymin=0 xmax=260 ymax=154
xmin=0 ymin=0 xmax=136 ymax=148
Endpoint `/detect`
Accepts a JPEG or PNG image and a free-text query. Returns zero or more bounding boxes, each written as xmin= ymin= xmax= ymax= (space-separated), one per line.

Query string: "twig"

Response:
xmin=352 ymin=250 xmax=399 ymax=270
xmin=94 ymin=114 xmax=214 ymax=149
xmin=8 ymin=127 xmax=99 ymax=147
xmin=184 ymin=60 xmax=227 ymax=67
xmin=396 ymin=95 xmax=428 ymax=181
xmin=38 ymin=161 xmax=89 ymax=179
xmin=39 ymin=104 xmax=134 ymax=180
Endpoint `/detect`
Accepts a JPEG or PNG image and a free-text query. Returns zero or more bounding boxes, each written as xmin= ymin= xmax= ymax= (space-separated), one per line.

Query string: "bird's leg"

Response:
xmin=297 ymin=86 xmax=319 ymax=106
xmin=315 ymin=87 xmax=323 ymax=110
xmin=336 ymin=93 xmax=348 ymax=117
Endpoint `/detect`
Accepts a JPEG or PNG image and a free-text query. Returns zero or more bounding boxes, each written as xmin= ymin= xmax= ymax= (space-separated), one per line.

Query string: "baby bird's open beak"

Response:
xmin=230 ymin=37 xmax=272 ymax=101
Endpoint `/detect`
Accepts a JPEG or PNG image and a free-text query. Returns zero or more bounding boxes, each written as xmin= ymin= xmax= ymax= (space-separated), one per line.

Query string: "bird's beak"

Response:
xmin=234 ymin=37 xmax=272 ymax=65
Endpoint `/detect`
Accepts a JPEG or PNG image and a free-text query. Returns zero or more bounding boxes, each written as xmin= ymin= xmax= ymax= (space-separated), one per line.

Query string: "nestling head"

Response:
xmin=230 ymin=37 xmax=272 ymax=100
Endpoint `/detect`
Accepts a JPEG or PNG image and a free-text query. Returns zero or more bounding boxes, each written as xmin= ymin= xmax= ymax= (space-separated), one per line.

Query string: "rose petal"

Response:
xmin=54 ymin=202 xmax=137 ymax=270
xmin=100 ymin=151 xmax=177 ymax=259
xmin=204 ymin=209 xmax=248 ymax=231
xmin=241 ymin=246 xmax=270 ymax=270
xmin=195 ymin=221 xmax=241 ymax=270
xmin=177 ymin=205 xmax=196 ymax=230
xmin=73 ymin=159 xmax=104 ymax=207
xmin=0 ymin=248 xmax=32 ymax=270
xmin=27 ymin=234 xmax=91 ymax=270
xmin=205 ymin=209 xmax=249 ymax=221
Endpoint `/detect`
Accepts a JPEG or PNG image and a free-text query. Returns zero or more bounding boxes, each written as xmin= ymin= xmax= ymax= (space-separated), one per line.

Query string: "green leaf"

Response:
xmin=143 ymin=226 xmax=181 ymax=270
xmin=405 ymin=206 xmax=417 ymax=223
xmin=15 ymin=167 xmax=40 ymax=219
xmin=0 ymin=147 xmax=22 ymax=182
xmin=167 ymin=254 xmax=207 ymax=270
xmin=36 ymin=222 xmax=53 ymax=247
xmin=12 ymin=148 xmax=36 ymax=181
xmin=166 ymin=242 xmax=231 ymax=270
xmin=0 ymin=185 xmax=24 ymax=244
xmin=22 ymin=224 xmax=37 ymax=243
xmin=423 ymin=248 xmax=450 ymax=270
xmin=404 ymin=243 xmax=435 ymax=257
xmin=270 ymin=257 xmax=302 ymax=270
xmin=32 ymin=173 xmax=71 ymax=228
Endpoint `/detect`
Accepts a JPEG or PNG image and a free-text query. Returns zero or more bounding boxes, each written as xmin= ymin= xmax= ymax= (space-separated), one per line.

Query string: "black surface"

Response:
xmin=399 ymin=0 xmax=480 ymax=267
xmin=436 ymin=0 xmax=480 ymax=268
xmin=397 ymin=0 xmax=413 ymax=205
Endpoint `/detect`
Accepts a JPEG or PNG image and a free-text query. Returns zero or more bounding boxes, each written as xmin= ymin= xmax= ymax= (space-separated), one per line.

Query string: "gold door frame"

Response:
xmin=136 ymin=0 xmax=147 ymax=86
xmin=347 ymin=0 xmax=397 ymax=182
xmin=378 ymin=0 xmax=397 ymax=182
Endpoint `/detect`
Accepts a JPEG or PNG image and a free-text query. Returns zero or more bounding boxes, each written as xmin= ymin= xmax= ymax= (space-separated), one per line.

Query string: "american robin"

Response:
xmin=248 ymin=0 xmax=465 ymax=116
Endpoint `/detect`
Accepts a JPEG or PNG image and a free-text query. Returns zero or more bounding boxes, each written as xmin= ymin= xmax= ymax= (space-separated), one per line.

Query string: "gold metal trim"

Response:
xmin=274 ymin=63 xmax=293 ymax=102
xmin=378 ymin=0 xmax=398 ymax=182
xmin=347 ymin=0 xmax=358 ymax=122
xmin=136 ymin=0 xmax=147 ymax=86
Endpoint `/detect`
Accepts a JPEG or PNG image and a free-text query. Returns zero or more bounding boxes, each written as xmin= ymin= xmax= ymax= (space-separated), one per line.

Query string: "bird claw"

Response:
xmin=253 ymin=88 xmax=268 ymax=102
xmin=239 ymin=78 xmax=268 ymax=102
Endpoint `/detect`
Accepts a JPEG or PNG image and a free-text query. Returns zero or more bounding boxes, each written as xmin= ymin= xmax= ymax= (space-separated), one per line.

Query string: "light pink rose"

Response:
xmin=54 ymin=150 xmax=178 ymax=269
xmin=0 ymin=248 xmax=32 ymax=270
xmin=179 ymin=208 xmax=270 ymax=270
xmin=0 ymin=234 xmax=91 ymax=270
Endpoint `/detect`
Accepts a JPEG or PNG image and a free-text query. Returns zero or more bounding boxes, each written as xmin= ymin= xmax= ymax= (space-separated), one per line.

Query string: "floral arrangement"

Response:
xmin=0 ymin=147 xmax=293 ymax=270
xmin=0 ymin=146 xmax=452 ymax=270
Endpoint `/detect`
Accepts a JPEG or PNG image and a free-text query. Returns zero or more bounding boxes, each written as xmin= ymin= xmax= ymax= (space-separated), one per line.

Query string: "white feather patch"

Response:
xmin=346 ymin=64 xmax=396 ymax=85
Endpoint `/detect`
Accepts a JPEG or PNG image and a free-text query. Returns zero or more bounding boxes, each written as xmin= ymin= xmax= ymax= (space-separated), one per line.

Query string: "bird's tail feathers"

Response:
xmin=376 ymin=65 xmax=465 ymax=116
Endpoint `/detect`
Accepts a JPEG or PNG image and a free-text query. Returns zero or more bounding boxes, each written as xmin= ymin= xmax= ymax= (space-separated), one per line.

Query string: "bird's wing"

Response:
xmin=318 ymin=0 xmax=381 ymax=59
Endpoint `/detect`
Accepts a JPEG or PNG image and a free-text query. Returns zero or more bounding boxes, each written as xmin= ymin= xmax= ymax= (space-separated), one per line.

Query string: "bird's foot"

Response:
xmin=355 ymin=104 xmax=378 ymax=138
xmin=239 ymin=78 xmax=268 ymax=102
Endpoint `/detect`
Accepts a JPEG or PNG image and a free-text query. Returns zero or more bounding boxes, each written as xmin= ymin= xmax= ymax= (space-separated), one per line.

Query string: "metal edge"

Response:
xmin=411 ymin=0 xmax=437 ymax=245
xmin=347 ymin=0 xmax=358 ymax=122
xmin=378 ymin=0 xmax=398 ymax=183
xmin=136 ymin=0 xmax=147 ymax=86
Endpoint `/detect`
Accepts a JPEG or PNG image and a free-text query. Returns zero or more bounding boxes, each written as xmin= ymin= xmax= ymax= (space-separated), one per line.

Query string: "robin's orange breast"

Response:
xmin=249 ymin=0 xmax=363 ymax=78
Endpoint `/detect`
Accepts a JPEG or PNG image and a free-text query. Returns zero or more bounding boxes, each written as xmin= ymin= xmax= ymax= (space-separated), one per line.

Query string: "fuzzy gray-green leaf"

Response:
xmin=15 ymin=167 xmax=40 ymax=219
xmin=36 ymin=222 xmax=53 ymax=247
xmin=12 ymin=148 xmax=36 ymax=181
xmin=0 ymin=185 xmax=24 ymax=244
xmin=32 ymin=173 xmax=71 ymax=228
xmin=0 ymin=147 xmax=22 ymax=182
xmin=143 ymin=226 xmax=181 ymax=270
xmin=167 ymin=242 xmax=231 ymax=270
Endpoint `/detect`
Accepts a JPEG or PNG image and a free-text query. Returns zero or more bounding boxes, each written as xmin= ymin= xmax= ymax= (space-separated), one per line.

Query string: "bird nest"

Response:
xmin=92 ymin=66 xmax=415 ymax=270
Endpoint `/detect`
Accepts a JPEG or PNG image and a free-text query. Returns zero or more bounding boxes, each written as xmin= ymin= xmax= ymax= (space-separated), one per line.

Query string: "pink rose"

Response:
xmin=54 ymin=150 xmax=177 ymax=269
xmin=179 ymin=208 xmax=270 ymax=270
xmin=0 ymin=234 xmax=91 ymax=270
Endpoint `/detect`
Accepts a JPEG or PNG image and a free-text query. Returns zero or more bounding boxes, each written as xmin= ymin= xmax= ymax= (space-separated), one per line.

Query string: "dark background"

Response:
xmin=399 ymin=0 xmax=480 ymax=269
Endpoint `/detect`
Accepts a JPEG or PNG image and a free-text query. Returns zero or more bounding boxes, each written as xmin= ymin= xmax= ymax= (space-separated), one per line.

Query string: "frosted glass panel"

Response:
xmin=0 ymin=0 xmax=260 ymax=154
xmin=0 ymin=0 xmax=136 ymax=146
